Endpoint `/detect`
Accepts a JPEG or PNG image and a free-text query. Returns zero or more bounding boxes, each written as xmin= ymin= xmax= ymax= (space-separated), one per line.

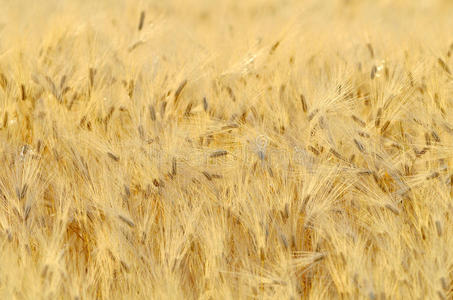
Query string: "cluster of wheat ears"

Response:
xmin=0 ymin=0 xmax=452 ymax=299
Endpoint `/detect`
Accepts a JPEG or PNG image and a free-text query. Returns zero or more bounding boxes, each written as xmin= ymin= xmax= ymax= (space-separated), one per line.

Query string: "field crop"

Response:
xmin=0 ymin=0 xmax=452 ymax=299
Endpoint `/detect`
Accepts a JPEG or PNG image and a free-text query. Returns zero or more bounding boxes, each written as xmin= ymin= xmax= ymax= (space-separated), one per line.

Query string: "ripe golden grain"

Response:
xmin=371 ymin=65 xmax=377 ymax=79
xmin=300 ymin=94 xmax=308 ymax=113
xmin=89 ymin=68 xmax=96 ymax=87
xmin=161 ymin=101 xmax=167 ymax=116
xmin=329 ymin=148 xmax=345 ymax=161
xmin=426 ymin=172 xmax=440 ymax=180
xmin=118 ymin=214 xmax=135 ymax=228
xmin=174 ymin=80 xmax=188 ymax=105
xmin=210 ymin=150 xmax=228 ymax=158
xmin=438 ymin=58 xmax=451 ymax=75
xmin=438 ymin=291 xmax=446 ymax=300
xmin=375 ymin=108 xmax=382 ymax=127
xmin=107 ymin=152 xmax=120 ymax=162
xmin=308 ymin=145 xmax=320 ymax=156
xmin=269 ymin=40 xmax=281 ymax=55
xmin=352 ymin=115 xmax=366 ymax=127
xmin=353 ymin=139 xmax=366 ymax=153
xmin=203 ymin=97 xmax=208 ymax=112
xmin=385 ymin=204 xmax=400 ymax=215
xmin=367 ymin=43 xmax=375 ymax=58
xmin=171 ymin=157 xmax=177 ymax=176
xmin=0 ymin=73 xmax=7 ymax=90
xmin=380 ymin=120 xmax=390 ymax=134
xmin=202 ymin=171 xmax=212 ymax=181
xmin=280 ymin=233 xmax=289 ymax=250
xmin=16 ymin=184 xmax=28 ymax=200
xmin=24 ymin=204 xmax=31 ymax=221
xmin=124 ymin=185 xmax=131 ymax=198
xmin=431 ymin=131 xmax=440 ymax=143
xmin=358 ymin=131 xmax=370 ymax=138
xmin=149 ymin=105 xmax=156 ymax=121
xmin=308 ymin=109 xmax=319 ymax=121
xmin=425 ymin=132 xmax=431 ymax=146
xmin=2 ymin=111 xmax=7 ymax=128
xmin=435 ymin=220 xmax=442 ymax=237
xmin=20 ymin=84 xmax=26 ymax=100
xmin=138 ymin=11 xmax=145 ymax=31
xmin=60 ymin=75 xmax=66 ymax=89
xmin=184 ymin=102 xmax=193 ymax=116
xmin=440 ymin=277 xmax=448 ymax=291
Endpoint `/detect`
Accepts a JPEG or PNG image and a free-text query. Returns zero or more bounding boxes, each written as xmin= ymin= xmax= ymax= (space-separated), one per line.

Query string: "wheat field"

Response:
xmin=0 ymin=0 xmax=452 ymax=299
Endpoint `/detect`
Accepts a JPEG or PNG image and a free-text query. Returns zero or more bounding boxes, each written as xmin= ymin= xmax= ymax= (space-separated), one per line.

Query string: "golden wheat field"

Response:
xmin=1 ymin=0 xmax=453 ymax=299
